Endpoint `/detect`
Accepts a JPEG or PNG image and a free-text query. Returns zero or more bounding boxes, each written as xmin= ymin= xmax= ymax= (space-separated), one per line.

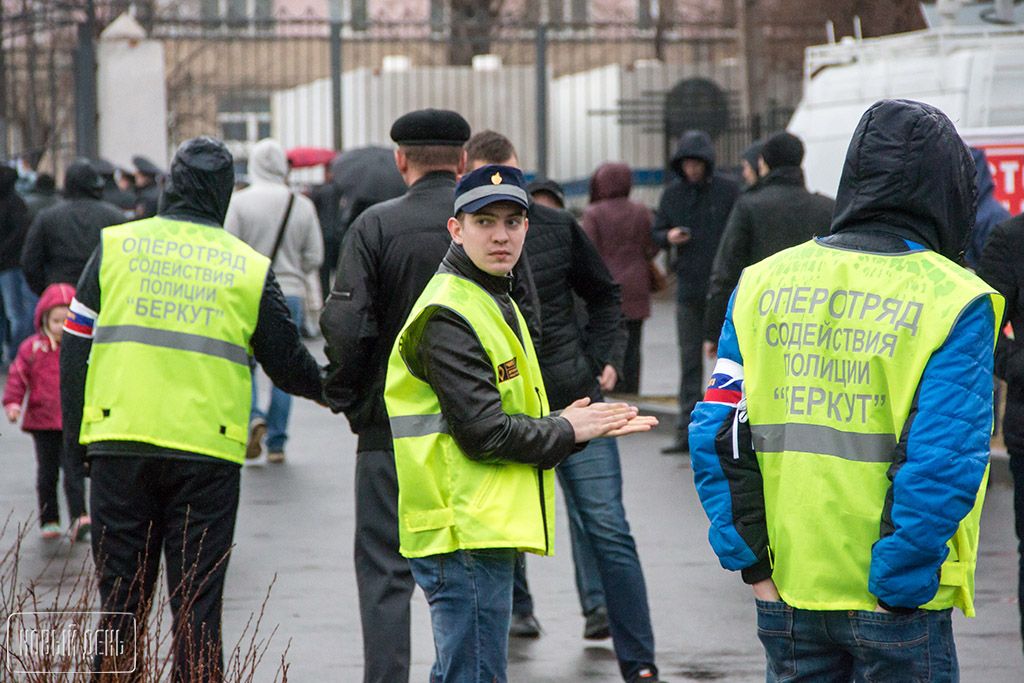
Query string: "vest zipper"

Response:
xmin=732 ymin=397 xmax=748 ymax=460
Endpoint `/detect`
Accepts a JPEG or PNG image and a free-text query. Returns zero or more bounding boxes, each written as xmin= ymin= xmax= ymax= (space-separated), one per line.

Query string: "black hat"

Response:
xmin=93 ymin=158 xmax=117 ymax=177
xmin=132 ymin=155 xmax=164 ymax=177
xmin=390 ymin=109 xmax=471 ymax=147
xmin=454 ymin=165 xmax=529 ymax=214
xmin=761 ymin=132 xmax=804 ymax=169
xmin=742 ymin=139 xmax=764 ymax=168
xmin=527 ymin=178 xmax=566 ymax=208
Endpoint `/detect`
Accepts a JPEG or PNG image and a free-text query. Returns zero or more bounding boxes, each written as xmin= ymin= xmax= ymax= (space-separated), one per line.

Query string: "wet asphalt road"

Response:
xmin=1 ymin=298 xmax=1022 ymax=681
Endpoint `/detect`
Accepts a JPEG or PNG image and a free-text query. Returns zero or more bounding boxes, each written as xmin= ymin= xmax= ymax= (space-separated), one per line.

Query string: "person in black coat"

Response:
xmin=21 ymin=160 xmax=126 ymax=296
xmin=0 ymin=165 xmax=34 ymax=360
xmin=653 ymin=130 xmax=740 ymax=453
xmin=703 ymin=131 xmax=835 ymax=350
xmin=976 ymin=216 xmax=1024 ymax=654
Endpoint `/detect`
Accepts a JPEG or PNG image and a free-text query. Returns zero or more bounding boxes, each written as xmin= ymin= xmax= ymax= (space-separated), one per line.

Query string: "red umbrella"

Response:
xmin=286 ymin=147 xmax=336 ymax=169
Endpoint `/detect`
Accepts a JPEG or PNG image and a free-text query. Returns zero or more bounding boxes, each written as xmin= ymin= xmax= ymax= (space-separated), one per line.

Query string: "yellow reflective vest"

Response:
xmin=731 ymin=240 xmax=1003 ymax=615
xmin=385 ymin=272 xmax=556 ymax=559
xmin=81 ymin=218 xmax=269 ymax=464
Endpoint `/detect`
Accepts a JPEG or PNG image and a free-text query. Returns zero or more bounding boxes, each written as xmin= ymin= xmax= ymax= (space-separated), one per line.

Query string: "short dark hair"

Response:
xmin=464 ymin=130 xmax=518 ymax=165
xmin=400 ymin=144 xmax=463 ymax=169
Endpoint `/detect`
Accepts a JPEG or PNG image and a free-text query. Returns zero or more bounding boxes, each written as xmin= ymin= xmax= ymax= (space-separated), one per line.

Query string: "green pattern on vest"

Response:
xmin=731 ymin=240 xmax=1002 ymax=615
xmin=81 ymin=218 xmax=269 ymax=464
xmin=385 ymin=273 xmax=556 ymax=559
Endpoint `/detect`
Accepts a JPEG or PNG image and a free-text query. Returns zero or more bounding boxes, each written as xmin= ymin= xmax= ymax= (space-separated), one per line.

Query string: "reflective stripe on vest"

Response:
xmin=384 ymin=273 xmax=557 ymax=559
xmin=731 ymin=239 xmax=1002 ymax=616
xmin=81 ymin=218 xmax=269 ymax=464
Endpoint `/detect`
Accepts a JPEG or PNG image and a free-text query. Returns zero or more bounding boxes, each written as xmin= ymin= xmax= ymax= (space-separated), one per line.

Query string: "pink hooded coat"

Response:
xmin=2 ymin=283 xmax=75 ymax=431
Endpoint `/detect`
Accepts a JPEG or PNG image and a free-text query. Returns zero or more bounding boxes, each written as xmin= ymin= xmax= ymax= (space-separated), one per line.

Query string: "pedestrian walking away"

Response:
xmin=385 ymin=163 xmax=657 ymax=683
xmin=653 ymin=129 xmax=739 ymax=454
xmin=226 ymin=137 xmax=324 ymax=464
xmin=0 ymin=165 xmax=35 ymax=361
xmin=60 ymin=136 xmax=323 ymax=682
xmin=2 ymin=283 xmax=88 ymax=541
xmin=465 ymin=131 xmax=662 ymax=683
xmin=690 ymin=99 xmax=1003 ymax=681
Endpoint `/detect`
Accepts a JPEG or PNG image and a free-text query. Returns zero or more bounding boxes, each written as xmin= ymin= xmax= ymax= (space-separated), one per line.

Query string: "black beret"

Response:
xmin=527 ymin=178 xmax=566 ymax=207
xmin=741 ymin=139 xmax=764 ymax=168
xmin=92 ymin=158 xmax=117 ymax=177
xmin=390 ymin=109 xmax=471 ymax=147
xmin=761 ymin=132 xmax=804 ymax=169
xmin=132 ymin=155 xmax=164 ymax=177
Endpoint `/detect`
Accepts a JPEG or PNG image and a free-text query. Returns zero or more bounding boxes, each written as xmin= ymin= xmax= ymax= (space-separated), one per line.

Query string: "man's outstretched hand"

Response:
xmin=560 ymin=397 xmax=659 ymax=443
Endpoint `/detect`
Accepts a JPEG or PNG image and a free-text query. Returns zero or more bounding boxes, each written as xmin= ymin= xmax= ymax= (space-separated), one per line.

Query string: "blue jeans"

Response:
xmin=0 ymin=268 xmax=38 ymax=362
xmin=756 ymin=600 xmax=958 ymax=682
xmin=250 ymin=295 xmax=303 ymax=452
xmin=409 ymin=549 xmax=517 ymax=683
xmin=556 ymin=437 xmax=656 ymax=680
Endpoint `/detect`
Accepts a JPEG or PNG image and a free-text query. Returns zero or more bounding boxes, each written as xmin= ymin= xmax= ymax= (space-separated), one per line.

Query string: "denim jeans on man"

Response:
xmin=556 ymin=437 xmax=656 ymax=680
xmin=0 ymin=268 xmax=38 ymax=361
xmin=250 ymin=295 xmax=303 ymax=452
xmin=409 ymin=548 xmax=517 ymax=683
xmin=756 ymin=599 xmax=958 ymax=682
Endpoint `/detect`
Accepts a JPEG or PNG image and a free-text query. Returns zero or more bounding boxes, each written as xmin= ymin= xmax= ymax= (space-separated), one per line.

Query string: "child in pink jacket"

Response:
xmin=3 ymin=283 xmax=89 ymax=540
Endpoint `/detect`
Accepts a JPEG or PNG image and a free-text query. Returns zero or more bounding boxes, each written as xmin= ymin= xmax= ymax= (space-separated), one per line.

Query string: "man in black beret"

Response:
xmin=132 ymin=154 xmax=164 ymax=219
xmin=321 ymin=109 xmax=537 ymax=683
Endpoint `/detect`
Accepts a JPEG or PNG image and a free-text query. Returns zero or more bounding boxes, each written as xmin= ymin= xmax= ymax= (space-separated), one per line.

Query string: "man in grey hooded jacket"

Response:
xmin=226 ymin=137 xmax=323 ymax=463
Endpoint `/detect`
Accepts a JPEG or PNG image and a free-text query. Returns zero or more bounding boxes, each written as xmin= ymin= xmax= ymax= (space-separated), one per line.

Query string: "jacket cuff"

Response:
xmin=741 ymin=557 xmax=773 ymax=584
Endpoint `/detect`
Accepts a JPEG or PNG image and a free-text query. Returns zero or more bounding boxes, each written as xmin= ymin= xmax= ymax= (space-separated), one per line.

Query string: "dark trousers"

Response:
xmin=354 ymin=449 xmax=414 ymax=683
xmin=89 ymin=456 xmax=240 ymax=683
xmin=614 ymin=319 xmax=644 ymax=395
xmin=675 ymin=298 xmax=706 ymax=441
xmin=32 ymin=429 xmax=86 ymax=525
xmin=1011 ymin=451 xmax=1024 ymax=647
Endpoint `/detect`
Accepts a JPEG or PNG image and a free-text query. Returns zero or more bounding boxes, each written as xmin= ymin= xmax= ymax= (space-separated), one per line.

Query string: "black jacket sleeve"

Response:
xmin=652 ymin=189 xmax=674 ymax=249
xmin=704 ymin=200 xmax=752 ymax=342
xmin=251 ymin=269 xmax=324 ymax=403
xmin=61 ymin=244 xmax=103 ymax=464
xmin=319 ymin=212 xmax=380 ymax=413
xmin=511 ymin=249 xmax=542 ymax=345
xmin=569 ymin=221 xmax=626 ymax=373
xmin=977 ymin=219 xmax=1022 ymax=384
xmin=21 ymin=213 xmax=47 ymax=296
xmin=411 ymin=308 xmax=576 ymax=469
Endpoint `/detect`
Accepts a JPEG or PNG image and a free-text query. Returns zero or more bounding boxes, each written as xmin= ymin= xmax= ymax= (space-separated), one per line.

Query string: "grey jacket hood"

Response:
xmin=249 ymin=138 xmax=289 ymax=185
xmin=830 ymin=99 xmax=977 ymax=262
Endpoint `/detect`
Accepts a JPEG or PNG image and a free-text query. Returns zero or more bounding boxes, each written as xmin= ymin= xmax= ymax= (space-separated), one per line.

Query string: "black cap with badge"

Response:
xmin=390 ymin=109 xmax=471 ymax=147
xmin=454 ymin=165 xmax=529 ymax=215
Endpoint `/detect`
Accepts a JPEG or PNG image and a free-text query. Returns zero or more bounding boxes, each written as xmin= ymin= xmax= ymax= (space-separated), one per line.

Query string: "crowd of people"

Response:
xmin=0 ymin=98 xmax=1021 ymax=683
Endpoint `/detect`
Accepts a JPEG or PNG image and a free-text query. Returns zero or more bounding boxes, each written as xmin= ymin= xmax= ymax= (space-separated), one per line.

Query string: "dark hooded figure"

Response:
xmin=583 ymin=162 xmax=657 ymax=394
xmin=60 ymin=137 xmax=324 ymax=682
xmin=0 ymin=165 xmax=34 ymax=358
xmin=652 ymin=130 xmax=740 ymax=453
xmin=20 ymin=159 xmax=126 ymax=296
xmin=691 ymin=99 xmax=1001 ymax=682
xmin=965 ymin=147 xmax=1012 ymax=269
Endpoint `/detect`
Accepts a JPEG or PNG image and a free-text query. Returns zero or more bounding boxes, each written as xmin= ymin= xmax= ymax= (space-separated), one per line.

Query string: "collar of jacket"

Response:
xmin=408 ymin=170 xmax=457 ymax=195
xmin=440 ymin=242 xmax=513 ymax=297
xmin=758 ymin=166 xmax=805 ymax=189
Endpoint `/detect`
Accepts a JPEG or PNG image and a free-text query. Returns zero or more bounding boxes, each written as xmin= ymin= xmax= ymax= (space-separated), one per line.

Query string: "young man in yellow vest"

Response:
xmin=384 ymin=164 xmax=657 ymax=682
xmin=60 ymin=137 xmax=324 ymax=681
xmin=690 ymin=99 xmax=1004 ymax=680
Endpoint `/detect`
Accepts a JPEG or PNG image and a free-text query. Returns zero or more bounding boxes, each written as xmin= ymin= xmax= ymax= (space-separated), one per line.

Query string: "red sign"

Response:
xmin=975 ymin=144 xmax=1024 ymax=215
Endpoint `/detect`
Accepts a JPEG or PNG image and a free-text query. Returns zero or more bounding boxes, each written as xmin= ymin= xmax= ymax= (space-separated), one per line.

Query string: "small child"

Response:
xmin=3 ymin=283 xmax=89 ymax=541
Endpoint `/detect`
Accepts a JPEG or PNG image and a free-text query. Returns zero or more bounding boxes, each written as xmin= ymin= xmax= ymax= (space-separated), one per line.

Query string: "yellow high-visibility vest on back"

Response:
xmin=731 ymin=239 xmax=1002 ymax=616
xmin=81 ymin=218 xmax=269 ymax=464
xmin=385 ymin=272 xmax=556 ymax=559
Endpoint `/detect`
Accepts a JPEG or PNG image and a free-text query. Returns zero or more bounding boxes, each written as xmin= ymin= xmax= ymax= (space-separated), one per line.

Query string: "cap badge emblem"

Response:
xmin=491 ymin=172 xmax=503 ymax=185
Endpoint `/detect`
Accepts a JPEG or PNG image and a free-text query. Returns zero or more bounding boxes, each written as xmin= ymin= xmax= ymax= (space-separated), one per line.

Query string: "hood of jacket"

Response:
xmin=971 ymin=147 xmax=997 ymax=200
xmin=830 ymin=99 xmax=976 ymax=261
xmin=0 ymin=166 xmax=17 ymax=198
xmin=34 ymin=282 xmax=75 ymax=331
xmin=589 ymin=162 xmax=632 ymax=202
xmin=248 ymin=138 xmax=289 ymax=185
xmin=670 ymin=130 xmax=716 ymax=180
xmin=63 ymin=160 xmax=104 ymax=200
xmin=158 ymin=137 xmax=235 ymax=226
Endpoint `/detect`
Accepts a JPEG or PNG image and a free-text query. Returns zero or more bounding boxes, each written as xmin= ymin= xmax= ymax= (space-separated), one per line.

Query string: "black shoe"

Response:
xmin=661 ymin=440 xmax=688 ymax=454
xmin=583 ymin=606 xmax=610 ymax=640
xmin=509 ymin=612 xmax=541 ymax=638
xmin=628 ymin=667 xmax=662 ymax=682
